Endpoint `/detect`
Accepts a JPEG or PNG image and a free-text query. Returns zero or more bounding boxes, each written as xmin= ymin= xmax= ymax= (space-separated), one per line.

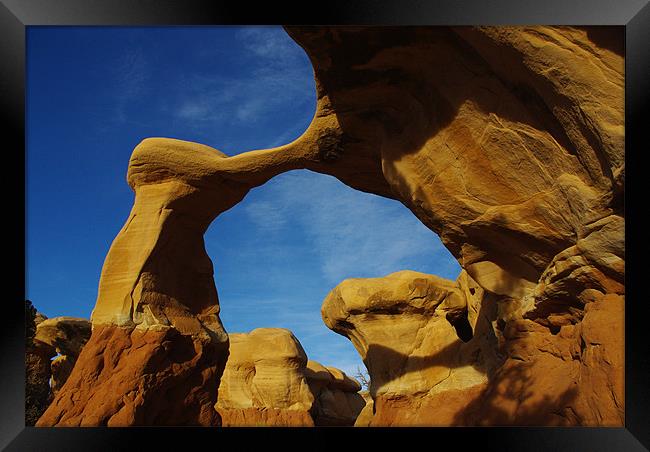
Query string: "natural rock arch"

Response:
xmin=37 ymin=26 xmax=624 ymax=426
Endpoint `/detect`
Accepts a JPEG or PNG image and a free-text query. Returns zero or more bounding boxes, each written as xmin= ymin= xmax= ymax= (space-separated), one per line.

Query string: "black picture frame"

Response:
xmin=3 ymin=0 xmax=648 ymax=450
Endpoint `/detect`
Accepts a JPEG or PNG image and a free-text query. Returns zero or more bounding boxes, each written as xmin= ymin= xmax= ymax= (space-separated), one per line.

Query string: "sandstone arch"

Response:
xmin=37 ymin=26 xmax=623 ymax=426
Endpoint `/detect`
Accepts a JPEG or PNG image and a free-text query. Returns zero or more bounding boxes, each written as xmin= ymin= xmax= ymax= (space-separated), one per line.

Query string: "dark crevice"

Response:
xmin=446 ymin=310 xmax=474 ymax=343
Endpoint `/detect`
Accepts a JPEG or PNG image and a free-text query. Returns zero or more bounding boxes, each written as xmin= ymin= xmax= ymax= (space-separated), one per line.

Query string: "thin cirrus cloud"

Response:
xmin=237 ymin=26 xmax=300 ymax=62
xmin=243 ymin=170 xmax=460 ymax=285
xmin=211 ymin=168 xmax=462 ymax=376
xmin=172 ymin=26 xmax=314 ymax=133
xmin=111 ymin=47 xmax=151 ymax=123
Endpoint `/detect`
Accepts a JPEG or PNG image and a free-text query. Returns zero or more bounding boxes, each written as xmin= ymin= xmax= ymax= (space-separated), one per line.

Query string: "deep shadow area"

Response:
xmin=25 ymin=300 xmax=52 ymax=426
xmin=363 ymin=340 xmax=476 ymax=393
xmin=446 ymin=310 xmax=474 ymax=342
xmin=581 ymin=26 xmax=625 ymax=56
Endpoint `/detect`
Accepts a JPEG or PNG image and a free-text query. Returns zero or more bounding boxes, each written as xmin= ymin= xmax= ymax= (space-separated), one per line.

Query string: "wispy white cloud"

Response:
xmin=244 ymin=170 xmax=458 ymax=285
xmin=112 ymin=47 xmax=150 ymax=123
xmin=219 ymin=170 xmax=462 ymax=375
xmin=236 ymin=27 xmax=302 ymax=64
xmin=173 ymin=80 xmax=238 ymax=122
xmin=177 ymin=102 xmax=216 ymax=120
xmin=267 ymin=123 xmax=310 ymax=148
xmin=103 ymin=27 xmax=315 ymax=141
xmin=235 ymin=98 xmax=266 ymax=122
xmin=119 ymin=48 xmax=149 ymax=95
xmin=243 ymin=200 xmax=288 ymax=233
xmin=169 ymin=26 xmax=315 ymax=135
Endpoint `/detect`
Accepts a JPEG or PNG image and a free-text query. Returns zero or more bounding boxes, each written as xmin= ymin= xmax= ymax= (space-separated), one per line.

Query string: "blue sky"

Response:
xmin=26 ymin=26 xmax=461 ymax=378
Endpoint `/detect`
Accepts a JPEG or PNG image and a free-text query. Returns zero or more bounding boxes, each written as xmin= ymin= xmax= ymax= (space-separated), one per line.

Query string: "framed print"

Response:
xmin=3 ymin=0 xmax=648 ymax=450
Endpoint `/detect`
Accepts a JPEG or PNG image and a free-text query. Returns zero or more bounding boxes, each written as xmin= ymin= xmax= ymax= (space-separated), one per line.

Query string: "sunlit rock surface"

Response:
xmin=324 ymin=264 xmax=623 ymax=425
xmin=34 ymin=317 xmax=91 ymax=395
xmin=216 ymin=328 xmax=364 ymax=426
xmin=293 ymin=25 xmax=624 ymax=426
xmin=38 ymin=26 xmax=623 ymax=426
xmin=323 ymin=270 xmax=499 ymax=426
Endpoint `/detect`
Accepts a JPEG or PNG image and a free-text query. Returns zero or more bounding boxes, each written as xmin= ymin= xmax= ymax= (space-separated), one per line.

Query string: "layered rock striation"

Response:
xmin=37 ymin=138 xmax=324 ymax=426
xmin=323 ymin=262 xmax=623 ymax=425
xmin=39 ymin=26 xmax=623 ymax=426
xmin=292 ymin=25 xmax=624 ymax=426
xmin=34 ymin=316 xmax=92 ymax=396
xmin=323 ymin=270 xmax=500 ymax=426
xmin=216 ymin=328 xmax=364 ymax=426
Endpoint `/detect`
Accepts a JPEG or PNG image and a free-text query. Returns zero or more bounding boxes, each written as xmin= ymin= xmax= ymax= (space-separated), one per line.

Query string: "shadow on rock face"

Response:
xmin=360 ymin=341 xmax=580 ymax=426
xmin=287 ymin=26 xmax=623 ymax=302
xmin=452 ymin=361 xmax=580 ymax=426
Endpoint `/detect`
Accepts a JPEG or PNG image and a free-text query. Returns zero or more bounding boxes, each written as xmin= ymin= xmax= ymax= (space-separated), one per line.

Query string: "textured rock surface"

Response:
xmin=323 ymin=270 xmax=499 ymax=426
xmin=34 ymin=316 xmax=91 ymax=395
xmin=38 ymin=26 xmax=623 ymax=426
xmin=216 ymin=328 xmax=364 ymax=426
xmin=38 ymin=106 xmax=343 ymax=425
xmin=289 ymin=26 xmax=624 ymax=426
xmin=37 ymin=139 xmax=263 ymax=426
xmin=216 ymin=328 xmax=314 ymax=427
xmin=304 ymin=360 xmax=366 ymax=426
xmin=323 ymin=262 xmax=623 ymax=425
xmin=38 ymin=325 xmax=223 ymax=426
xmin=285 ymin=26 xmax=623 ymax=298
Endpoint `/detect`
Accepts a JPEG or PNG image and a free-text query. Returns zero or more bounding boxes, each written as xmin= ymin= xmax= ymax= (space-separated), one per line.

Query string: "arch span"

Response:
xmin=38 ymin=26 xmax=624 ymax=426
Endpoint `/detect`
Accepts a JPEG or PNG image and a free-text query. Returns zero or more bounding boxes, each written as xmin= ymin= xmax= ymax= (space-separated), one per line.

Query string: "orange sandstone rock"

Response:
xmin=38 ymin=137 xmax=318 ymax=426
xmin=286 ymin=26 xmax=623 ymax=299
xmin=38 ymin=26 xmax=623 ymax=427
xmin=322 ymin=242 xmax=623 ymax=426
xmin=290 ymin=26 xmax=624 ymax=426
xmin=322 ymin=270 xmax=499 ymax=426
xmin=38 ymin=325 xmax=222 ymax=426
xmin=34 ymin=316 xmax=91 ymax=395
xmin=216 ymin=328 xmax=364 ymax=426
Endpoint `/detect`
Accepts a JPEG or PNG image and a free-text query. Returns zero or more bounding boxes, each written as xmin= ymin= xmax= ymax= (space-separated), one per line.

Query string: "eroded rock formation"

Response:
xmin=216 ymin=328 xmax=364 ymax=426
xmin=39 ymin=26 xmax=623 ymax=426
xmin=34 ymin=317 xmax=91 ymax=395
xmin=305 ymin=360 xmax=366 ymax=426
xmin=25 ymin=302 xmax=54 ymax=426
xmin=295 ymin=25 xmax=624 ymax=426
xmin=37 ymin=139 xmax=319 ymax=426
xmin=26 ymin=304 xmax=93 ymax=425
xmin=323 ymin=261 xmax=623 ymax=425
xmin=284 ymin=26 xmax=623 ymax=297
xmin=322 ymin=270 xmax=499 ymax=426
